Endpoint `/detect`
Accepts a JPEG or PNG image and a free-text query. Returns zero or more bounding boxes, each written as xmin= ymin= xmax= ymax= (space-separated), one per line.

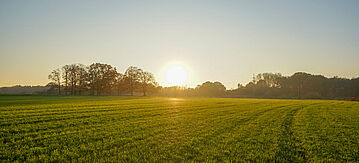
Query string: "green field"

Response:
xmin=1 ymin=96 xmax=359 ymax=162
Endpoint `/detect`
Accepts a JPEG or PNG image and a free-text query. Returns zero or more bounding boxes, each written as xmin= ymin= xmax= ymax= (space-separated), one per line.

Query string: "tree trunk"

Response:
xmin=79 ymin=80 xmax=81 ymax=95
xmin=65 ymin=73 xmax=68 ymax=95
xmin=58 ymin=81 xmax=61 ymax=95
xmin=143 ymin=85 xmax=146 ymax=96
xmin=71 ymin=80 xmax=74 ymax=95
xmin=130 ymin=80 xmax=133 ymax=96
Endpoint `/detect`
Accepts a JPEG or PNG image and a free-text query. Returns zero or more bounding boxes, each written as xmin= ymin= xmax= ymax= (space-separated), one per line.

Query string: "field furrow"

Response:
xmin=1 ymin=96 xmax=359 ymax=162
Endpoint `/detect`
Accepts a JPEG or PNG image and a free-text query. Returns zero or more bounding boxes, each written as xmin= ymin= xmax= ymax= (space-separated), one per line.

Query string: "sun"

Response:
xmin=166 ymin=66 xmax=188 ymax=86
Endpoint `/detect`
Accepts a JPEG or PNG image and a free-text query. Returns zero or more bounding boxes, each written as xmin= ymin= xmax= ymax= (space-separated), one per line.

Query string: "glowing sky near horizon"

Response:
xmin=1 ymin=0 xmax=359 ymax=88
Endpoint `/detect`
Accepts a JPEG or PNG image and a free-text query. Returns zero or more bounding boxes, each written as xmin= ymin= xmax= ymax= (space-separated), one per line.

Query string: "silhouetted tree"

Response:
xmin=139 ymin=71 xmax=156 ymax=96
xmin=125 ymin=66 xmax=142 ymax=96
xmin=48 ymin=63 xmax=359 ymax=99
xmin=88 ymin=63 xmax=100 ymax=95
xmin=102 ymin=64 xmax=118 ymax=95
xmin=62 ymin=65 xmax=71 ymax=95
xmin=48 ymin=69 xmax=61 ymax=95
xmin=76 ymin=64 xmax=87 ymax=95
xmin=196 ymin=81 xmax=226 ymax=97
xmin=115 ymin=73 xmax=125 ymax=96
xmin=233 ymin=72 xmax=359 ymax=99
xmin=68 ymin=64 xmax=77 ymax=95
xmin=88 ymin=63 xmax=118 ymax=95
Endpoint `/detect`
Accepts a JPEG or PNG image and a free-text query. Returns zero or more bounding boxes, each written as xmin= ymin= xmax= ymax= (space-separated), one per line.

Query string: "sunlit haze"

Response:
xmin=160 ymin=61 xmax=192 ymax=87
xmin=166 ymin=66 xmax=188 ymax=87
xmin=1 ymin=0 xmax=359 ymax=88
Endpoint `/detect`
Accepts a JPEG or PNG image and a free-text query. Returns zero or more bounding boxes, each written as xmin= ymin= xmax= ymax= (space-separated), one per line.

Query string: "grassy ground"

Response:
xmin=1 ymin=96 xmax=359 ymax=162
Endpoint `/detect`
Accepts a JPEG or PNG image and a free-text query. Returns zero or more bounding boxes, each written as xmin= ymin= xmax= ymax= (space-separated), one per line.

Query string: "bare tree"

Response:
xmin=48 ymin=69 xmax=61 ymax=95
xmin=195 ymin=81 xmax=226 ymax=97
xmin=102 ymin=65 xmax=118 ymax=95
xmin=76 ymin=64 xmax=87 ymax=95
xmin=88 ymin=63 xmax=118 ymax=95
xmin=124 ymin=66 xmax=142 ymax=96
xmin=139 ymin=71 xmax=156 ymax=96
xmin=68 ymin=64 xmax=77 ymax=95
xmin=115 ymin=73 xmax=124 ymax=96
xmin=49 ymin=63 xmax=160 ymax=96
xmin=62 ymin=65 xmax=71 ymax=95
xmin=88 ymin=63 xmax=100 ymax=95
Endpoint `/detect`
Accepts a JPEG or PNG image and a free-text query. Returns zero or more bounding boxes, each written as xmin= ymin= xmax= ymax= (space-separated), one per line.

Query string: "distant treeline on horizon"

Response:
xmin=0 ymin=62 xmax=358 ymax=99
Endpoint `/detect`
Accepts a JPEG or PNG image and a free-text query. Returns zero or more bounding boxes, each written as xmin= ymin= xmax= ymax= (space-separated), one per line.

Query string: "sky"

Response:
xmin=1 ymin=0 xmax=359 ymax=89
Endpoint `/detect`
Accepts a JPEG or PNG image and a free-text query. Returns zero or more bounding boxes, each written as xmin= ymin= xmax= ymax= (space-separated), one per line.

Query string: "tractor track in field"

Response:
xmin=181 ymin=103 xmax=298 ymax=156
xmin=2 ymin=96 xmax=359 ymax=162
xmin=274 ymin=103 xmax=319 ymax=162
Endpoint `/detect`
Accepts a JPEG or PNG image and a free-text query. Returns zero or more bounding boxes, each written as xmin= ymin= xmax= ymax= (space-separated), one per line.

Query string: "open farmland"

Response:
xmin=1 ymin=96 xmax=359 ymax=162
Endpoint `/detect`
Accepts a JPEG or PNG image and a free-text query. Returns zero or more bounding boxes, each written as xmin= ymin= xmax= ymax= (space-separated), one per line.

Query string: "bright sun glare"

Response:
xmin=166 ymin=66 xmax=187 ymax=86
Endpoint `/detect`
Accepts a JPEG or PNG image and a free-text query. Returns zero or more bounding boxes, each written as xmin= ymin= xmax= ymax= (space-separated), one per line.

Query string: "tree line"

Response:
xmin=48 ymin=63 xmax=359 ymax=99
xmin=229 ymin=72 xmax=359 ymax=99
xmin=48 ymin=63 xmax=157 ymax=96
xmin=155 ymin=72 xmax=359 ymax=99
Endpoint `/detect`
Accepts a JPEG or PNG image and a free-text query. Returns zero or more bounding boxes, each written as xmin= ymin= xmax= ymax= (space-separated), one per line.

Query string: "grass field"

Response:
xmin=1 ymin=96 xmax=359 ymax=162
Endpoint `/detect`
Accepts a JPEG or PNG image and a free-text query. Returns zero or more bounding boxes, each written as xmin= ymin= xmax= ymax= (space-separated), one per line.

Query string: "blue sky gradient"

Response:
xmin=1 ymin=0 xmax=358 ymax=88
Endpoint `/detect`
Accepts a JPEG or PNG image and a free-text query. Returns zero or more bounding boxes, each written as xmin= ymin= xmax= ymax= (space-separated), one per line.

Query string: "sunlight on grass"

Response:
xmin=1 ymin=96 xmax=359 ymax=162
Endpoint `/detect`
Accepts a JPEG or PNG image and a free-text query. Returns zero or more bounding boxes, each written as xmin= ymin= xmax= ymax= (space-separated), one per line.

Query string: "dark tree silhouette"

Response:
xmin=139 ymin=71 xmax=156 ymax=96
xmin=88 ymin=63 xmax=118 ymax=95
xmin=62 ymin=65 xmax=71 ymax=95
xmin=124 ymin=66 xmax=142 ymax=96
xmin=230 ymin=72 xmax=359 ymax=99
xmin=196 ymin=81 xmax=226 ymax=97
xmin=49 ymin=63 xmax=358 ymax=99
xmin=115 ymin=73 xmax=125 ymax=96
xmin=48 ymin=69 xmax=61 ymax=95
xmin=50 ymin=63 xmax=158 ymax=96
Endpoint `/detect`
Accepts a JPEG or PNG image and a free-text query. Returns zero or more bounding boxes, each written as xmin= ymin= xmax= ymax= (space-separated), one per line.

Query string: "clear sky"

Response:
xmin=1 ymin=0 xmax=359 ymax=88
